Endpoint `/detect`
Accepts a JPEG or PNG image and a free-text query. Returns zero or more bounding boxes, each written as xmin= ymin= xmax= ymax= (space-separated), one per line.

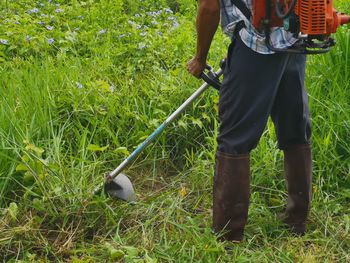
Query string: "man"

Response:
xmin=187 ymin=0 xmax=312 ymax=242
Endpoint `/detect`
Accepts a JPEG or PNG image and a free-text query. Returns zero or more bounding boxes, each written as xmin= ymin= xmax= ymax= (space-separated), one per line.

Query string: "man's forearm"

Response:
xmin=195 ymin=0 xmax=220 ymax=62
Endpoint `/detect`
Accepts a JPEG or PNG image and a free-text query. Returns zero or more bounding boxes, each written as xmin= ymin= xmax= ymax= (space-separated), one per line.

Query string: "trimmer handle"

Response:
xmin=200 ymin=71 xmax=221 ymax=91
xmin=199 ymin=59 xmax=226 ymax=91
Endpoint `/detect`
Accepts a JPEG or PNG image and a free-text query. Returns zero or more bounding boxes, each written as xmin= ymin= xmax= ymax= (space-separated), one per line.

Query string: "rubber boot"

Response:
xmin=213 ymin=151 xmax=250 ymax=242
xmin=280 ymin=144 xmax=312 ymax=235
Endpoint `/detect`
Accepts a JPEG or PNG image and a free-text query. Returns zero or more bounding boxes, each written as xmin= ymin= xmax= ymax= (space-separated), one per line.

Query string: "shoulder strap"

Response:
xmin=230 ymin=0 xmax=252 ymax=20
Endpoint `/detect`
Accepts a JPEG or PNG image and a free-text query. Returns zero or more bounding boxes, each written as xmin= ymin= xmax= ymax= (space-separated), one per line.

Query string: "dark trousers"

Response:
xmin=218 ymin=35 xmax=311 ymax=154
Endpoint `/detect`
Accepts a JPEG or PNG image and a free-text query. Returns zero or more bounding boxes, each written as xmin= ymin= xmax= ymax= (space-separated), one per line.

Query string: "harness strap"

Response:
xmin=230 ymin=0 xmax=252 ymax=20
xmin=234 ymin=20 xmax=246 ymax=36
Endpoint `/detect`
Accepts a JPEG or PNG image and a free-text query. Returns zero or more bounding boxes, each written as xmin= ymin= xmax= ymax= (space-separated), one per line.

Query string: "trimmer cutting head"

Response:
xmin=104 ymin=173 xmax=136 ymax=201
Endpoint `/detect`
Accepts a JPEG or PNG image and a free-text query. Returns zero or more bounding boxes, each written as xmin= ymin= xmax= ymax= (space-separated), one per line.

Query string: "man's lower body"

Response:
xmin=213 ymin=35 xmax=312 ymax=242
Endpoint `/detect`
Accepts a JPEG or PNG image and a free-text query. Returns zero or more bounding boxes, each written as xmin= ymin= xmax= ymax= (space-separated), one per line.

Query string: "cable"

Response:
xmin=275 ymin=0 xmax=297 ymax=19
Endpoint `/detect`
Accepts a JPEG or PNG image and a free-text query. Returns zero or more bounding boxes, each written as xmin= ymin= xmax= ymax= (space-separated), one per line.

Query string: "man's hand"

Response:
xmin=187 ymin=0 xmax=220 ymax=78
xmin=187 ymin=57 xmax=207 ymax=78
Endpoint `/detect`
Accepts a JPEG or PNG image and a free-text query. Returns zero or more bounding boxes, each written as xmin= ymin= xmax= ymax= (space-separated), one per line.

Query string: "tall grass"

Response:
xmin=0 ymin=0 xmax=349 ymax=262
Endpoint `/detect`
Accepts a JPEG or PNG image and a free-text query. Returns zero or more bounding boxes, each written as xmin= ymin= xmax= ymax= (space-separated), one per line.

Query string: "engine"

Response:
xmin=251 ymin=0 xmax=350 ymax=53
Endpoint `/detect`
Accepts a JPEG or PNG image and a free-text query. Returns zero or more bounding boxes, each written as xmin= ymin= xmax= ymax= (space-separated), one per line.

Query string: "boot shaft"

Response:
xmin=282 ymin=144 xmax=313 ymax=232
xmin=213 ymin=151 xmax=250 ymax=242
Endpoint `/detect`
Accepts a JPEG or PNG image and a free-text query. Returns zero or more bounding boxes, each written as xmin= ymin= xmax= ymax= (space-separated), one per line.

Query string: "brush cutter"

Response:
xmin=94 ymin=60 xmax=225 ymax=201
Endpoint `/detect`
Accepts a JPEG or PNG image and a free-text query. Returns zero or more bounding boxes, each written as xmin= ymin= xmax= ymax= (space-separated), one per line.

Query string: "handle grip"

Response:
xmin=199 ymin=72 xmax=221 ymax=90
xmin=199 ymin=59 xmax=226 ymax=91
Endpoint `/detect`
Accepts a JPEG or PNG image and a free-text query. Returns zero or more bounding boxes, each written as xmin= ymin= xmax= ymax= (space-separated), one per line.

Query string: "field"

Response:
xmin=0 ymin=0 xmax=349 ymax=262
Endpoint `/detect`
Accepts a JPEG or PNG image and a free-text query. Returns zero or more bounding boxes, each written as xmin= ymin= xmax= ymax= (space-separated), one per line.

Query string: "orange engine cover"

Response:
xmin=252 ymin=0 xmax=350 ymax=35
xmin=295 ymin=0 xmax=350 ymax=35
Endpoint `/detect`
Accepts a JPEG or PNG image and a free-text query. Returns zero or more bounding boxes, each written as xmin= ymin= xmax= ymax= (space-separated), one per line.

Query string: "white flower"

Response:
xmin=47 ymin=38 xmax=54 ymax=44
xmin=164 ymin=8 xmax=173 ymax=14
xmin=98 ymin=29 xmax=107 ymax=35
xmin=140 ymin=32 xmax=147 ymax=37
xmin=28 ymin=7 xmax=39 ymax=14
xmin=46 ymin=25 xmax=54 ymax=31
xmin=146 ymin=11 xmax=158 ymax=18
xmin=138 ymin=43 xmax=146 ymax=49
xmin=0 ymin=39 xmax=9 ymax=45
xmin=128 ymin=20 xmax=136 ymax=26
xmin=76 ymin=82 xmax=83 ymax=89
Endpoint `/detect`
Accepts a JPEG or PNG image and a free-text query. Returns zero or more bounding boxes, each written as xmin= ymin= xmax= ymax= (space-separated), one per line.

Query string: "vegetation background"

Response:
xmin=0 ymin=0 xmax=349 ymax=262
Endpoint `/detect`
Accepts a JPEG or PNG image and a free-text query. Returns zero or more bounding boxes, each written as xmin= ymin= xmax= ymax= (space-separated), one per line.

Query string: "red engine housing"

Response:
xmin=252 ymin=0 xmax=283 ymax=30
xmin=252 ymin=0 xmax=350 ymax=35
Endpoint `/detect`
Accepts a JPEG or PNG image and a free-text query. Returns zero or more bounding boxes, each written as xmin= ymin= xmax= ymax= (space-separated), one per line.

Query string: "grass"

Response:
xmin=0 ymin=0 xmax=349 ymax=262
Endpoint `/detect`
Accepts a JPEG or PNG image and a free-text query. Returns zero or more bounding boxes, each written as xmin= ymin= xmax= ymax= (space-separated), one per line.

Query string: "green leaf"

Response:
xmin=110 ymin=249 xmax=125 ymax=260
xmin=144 ymin=252 xmax=157 ymax=263
xmin=23 ymin=172 xmax=35 ymax=186
xmin=21 ymin=154 xmax=30 ymax=162
xmin=25 ymin=143 xmax=44 ymax=155
xmin=178 ymin=119 xmax=187 ymax=129
xmin=87 ymin=144 xmax=109 ymax=152
xmin=115 ymin=147 xmax=130 ymax=155
xmin=122 ymin=246 xmax=139 ymax=257
xmin=149 ymin=119 xmax=160 ymax=127
xmin=7 ymin=202 xmax=18 ymax=221
xmin=202 ymin=112 xmax=211 ymax=121
xmin=16 ymin=163 xmax=29 ymax=172
xmin=269 ymin=197 xmax=281 ymax=206
xmin=32 ymin=199 xmax=45 ymax=212
xmin=191 ymin=118 xmax=203 ymax=128
xmin=324 ymin=132 xmax=331 ymax=147
xmin=94 ymin=80 xmax=111 ymax=92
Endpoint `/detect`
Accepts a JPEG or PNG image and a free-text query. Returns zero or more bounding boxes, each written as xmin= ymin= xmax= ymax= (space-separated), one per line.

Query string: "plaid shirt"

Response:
xmin=220 ymin=0 xmax=297 ymax=54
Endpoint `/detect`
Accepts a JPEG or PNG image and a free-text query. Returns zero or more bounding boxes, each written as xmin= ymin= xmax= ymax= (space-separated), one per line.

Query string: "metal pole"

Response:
xmin=106 ymin=68 xmax=223 ymax=181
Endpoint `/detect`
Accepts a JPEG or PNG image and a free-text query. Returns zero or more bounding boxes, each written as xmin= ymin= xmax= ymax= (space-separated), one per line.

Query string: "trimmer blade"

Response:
xmin=104 ymin=173 xmax=136 ymax=201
